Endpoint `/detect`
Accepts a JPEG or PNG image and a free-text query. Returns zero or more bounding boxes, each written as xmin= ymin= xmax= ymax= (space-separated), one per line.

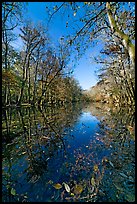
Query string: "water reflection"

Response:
xmin=2 ymin=103 xmax=135 ymax=202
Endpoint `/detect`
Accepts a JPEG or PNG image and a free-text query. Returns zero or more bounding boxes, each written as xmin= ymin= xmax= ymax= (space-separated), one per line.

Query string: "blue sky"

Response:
xmin=13 ymin=2 xmax=104 ymax=90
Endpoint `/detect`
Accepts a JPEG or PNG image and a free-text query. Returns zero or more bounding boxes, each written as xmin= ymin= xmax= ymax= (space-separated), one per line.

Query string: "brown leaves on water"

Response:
xmin=90 ymin=177 xmax=95 ymax=186
xmin=73 ymin=184 xmax=83 ymax=195
xmin=93 ymin=164 xmax=99 ymax=172
xmin=53 ymin=183 xmax=62 ymax=190
xmin=127 ymin=125 xmax=134 ymax=135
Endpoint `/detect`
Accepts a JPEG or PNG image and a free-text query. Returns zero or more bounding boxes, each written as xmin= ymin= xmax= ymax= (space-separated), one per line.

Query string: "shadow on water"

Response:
xmin=2 ymin=102 xmax=135 ymax=202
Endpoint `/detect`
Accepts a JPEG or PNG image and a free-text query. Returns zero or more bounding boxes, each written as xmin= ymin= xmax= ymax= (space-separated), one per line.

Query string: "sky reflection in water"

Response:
xmin=2 ymin=104 xmax=135 ymax=202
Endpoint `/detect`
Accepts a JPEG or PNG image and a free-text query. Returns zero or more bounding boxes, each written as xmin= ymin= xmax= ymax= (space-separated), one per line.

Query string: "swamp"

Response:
xmin=2 ymin=102 xmax=135 ymax=202
xmin=2 ymin=2 xmax=135 ymax=202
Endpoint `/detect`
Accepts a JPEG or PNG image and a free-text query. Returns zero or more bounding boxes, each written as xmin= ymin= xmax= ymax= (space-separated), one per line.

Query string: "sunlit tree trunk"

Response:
xmin=106 ymin=2 xmax=135 ymax=68
xmin=17 ymin=24 xmax=44 ymax=105
xmin=28 ymin=62 xmax=31 ymax=104
xmin=33 ymin=59 xmax=39 ymax=104
xmin=18 ymin=54 xmax=30 ymax=105
xmin=3 ymin=26 xmax=8 ymax=105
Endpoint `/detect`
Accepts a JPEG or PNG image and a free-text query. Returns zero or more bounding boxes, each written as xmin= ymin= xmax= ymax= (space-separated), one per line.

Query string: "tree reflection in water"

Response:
xmin=87 ymin=103 xmax=135 ymax=202
xmin=2 ymin=103 xmax=83 ymax=202
xmin=2 ymin=103 xmax=135 ymax=202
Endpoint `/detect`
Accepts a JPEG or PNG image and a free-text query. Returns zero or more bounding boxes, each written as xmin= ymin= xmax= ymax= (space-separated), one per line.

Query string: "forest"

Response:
xmin=2 ymin=2 xmax=135 ymax=107
xmin=2 ymin=2 xmax=135 ymax=202
xmin=2 ymin=2 xmax=83 ymax=107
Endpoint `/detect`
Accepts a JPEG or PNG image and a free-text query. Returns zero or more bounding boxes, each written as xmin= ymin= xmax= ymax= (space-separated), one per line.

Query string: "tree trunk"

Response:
xmin=33 ymin=53 xmax=40 ymax=104
xmin=17 ymin=53 xmax=30 ymax=105
xmin=106 ymin=2 xmax=135 ymax=68
xmin=28 ymin=64 xmax=31 ymax=104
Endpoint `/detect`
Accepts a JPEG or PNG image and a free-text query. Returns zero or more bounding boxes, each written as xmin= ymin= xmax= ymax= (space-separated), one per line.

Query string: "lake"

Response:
xmin=2 ymin=102 xmax=135 ymax=202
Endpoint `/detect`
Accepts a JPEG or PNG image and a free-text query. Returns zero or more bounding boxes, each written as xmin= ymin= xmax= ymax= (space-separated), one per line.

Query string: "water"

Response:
xmin=2 ymin=103 xmax=135 ymax=202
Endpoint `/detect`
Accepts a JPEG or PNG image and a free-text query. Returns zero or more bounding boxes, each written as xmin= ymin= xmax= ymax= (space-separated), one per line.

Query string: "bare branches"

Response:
xmin=46 ymin=2 xmax=65 ymax=29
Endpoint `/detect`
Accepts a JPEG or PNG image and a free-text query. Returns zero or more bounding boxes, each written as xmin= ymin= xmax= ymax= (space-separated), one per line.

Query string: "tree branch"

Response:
xmin=106 ymin=2 xmax=135 ymax=67
xmin=47 ymin=2 xmax=65 ymax=28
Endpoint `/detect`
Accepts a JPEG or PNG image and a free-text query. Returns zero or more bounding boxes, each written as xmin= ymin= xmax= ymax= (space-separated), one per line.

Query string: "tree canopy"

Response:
xmin=2 ymin=2 xmax=135 ymax=107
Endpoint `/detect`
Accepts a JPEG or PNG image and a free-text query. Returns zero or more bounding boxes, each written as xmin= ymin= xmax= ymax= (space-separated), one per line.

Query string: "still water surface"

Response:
xmin=2 ymin=103 xmax=135 ymax=202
